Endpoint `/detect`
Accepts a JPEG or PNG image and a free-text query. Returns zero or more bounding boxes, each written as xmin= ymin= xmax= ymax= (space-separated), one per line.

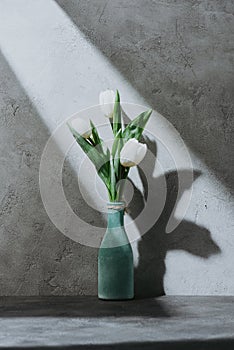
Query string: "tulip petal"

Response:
xmin=99 ymin=89 xmax=115 ymax=118
xmin=71 ymin=118 xmax=92 ymax=139
xmin=136 ymin=143 xmax=147 ymax=164
xmin=120 ymin=138 xmax=147 ymax=167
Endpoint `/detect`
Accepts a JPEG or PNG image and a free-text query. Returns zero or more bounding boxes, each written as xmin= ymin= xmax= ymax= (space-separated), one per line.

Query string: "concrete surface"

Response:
xmin=0 ymin=0 xmax=233 ymax=296
xmin=0 ymin=296 xmax=233 ymax=349
xmin=0 ymin=51 xmax=101 ymax=295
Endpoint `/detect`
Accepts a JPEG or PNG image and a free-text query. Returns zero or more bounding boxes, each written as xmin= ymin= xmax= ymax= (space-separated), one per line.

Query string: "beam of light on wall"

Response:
xmin=0 ymin=0 xmax=225 ymax=241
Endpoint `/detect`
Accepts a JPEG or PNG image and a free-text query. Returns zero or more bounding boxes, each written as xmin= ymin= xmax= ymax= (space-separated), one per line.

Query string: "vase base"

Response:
xmin=98 ymin=295 xmax=134 ymax=301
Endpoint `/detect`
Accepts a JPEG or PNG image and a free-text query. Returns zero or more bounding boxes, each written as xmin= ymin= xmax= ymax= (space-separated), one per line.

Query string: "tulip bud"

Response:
xmin=120 ymin=139 xmax=147 ymax=167
xmin=71 ymin=118 xmax=92 ymax=139
xmin=99 ymin=89 xmax=115 ymax=118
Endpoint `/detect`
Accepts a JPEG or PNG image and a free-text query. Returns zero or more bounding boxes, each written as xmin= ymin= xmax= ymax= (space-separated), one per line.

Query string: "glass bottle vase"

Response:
xmin=98 ymin=202 xmax=134 ymax=300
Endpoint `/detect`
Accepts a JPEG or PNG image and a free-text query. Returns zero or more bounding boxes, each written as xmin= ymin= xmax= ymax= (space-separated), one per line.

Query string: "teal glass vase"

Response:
xmin=98 ymin=202 xmax=134 ymax=300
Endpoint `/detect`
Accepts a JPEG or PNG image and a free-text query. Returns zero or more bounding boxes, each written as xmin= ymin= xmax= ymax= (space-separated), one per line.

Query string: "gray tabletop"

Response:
xmin=0 ymin=296 xmax=233 ymax=349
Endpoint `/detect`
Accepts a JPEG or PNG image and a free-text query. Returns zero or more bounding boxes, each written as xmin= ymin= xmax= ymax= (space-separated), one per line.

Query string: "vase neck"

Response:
xmin=107 ymin=202 xmax=125 ymax=228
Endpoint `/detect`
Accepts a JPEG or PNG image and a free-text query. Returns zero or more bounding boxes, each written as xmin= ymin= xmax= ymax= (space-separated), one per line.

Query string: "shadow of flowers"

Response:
xmin=127 ymin=138 xmax=221 ymax=298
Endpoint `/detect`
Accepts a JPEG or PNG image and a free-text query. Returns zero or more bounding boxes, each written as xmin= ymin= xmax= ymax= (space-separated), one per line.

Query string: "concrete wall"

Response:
xmin=0 ymin=0 xmax=233 ymax=296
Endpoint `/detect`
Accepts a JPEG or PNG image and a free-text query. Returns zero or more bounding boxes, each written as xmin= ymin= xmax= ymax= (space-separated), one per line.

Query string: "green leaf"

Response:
xmin=111 ymin=129 xmax=123 ymax=181
xmin=90 ymin=120 xmax=104 ymax=153
xmin=67 ymin=123 xmax=110 ymax=187
xmin=90 ymin=121 xmax=111 ymax=176
xmin=122 ymin=109 xmax=152 ymax=141
xmin=112 ymin=90 xmax=122 ymax=136
xmin=89 ymin=121 xmax=111 ymax=170
xmin=111 ymin=129 xmax=122 ymax=157
xmin=110 ymin=157 xmax=116 ymax=201
xmin=105 ymin=147 xmax=111 ymax=176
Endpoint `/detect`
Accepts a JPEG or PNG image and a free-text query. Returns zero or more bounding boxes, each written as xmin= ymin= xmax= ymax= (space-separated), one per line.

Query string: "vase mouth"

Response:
xmin=107 ymin=201 xmax=126 ymax=210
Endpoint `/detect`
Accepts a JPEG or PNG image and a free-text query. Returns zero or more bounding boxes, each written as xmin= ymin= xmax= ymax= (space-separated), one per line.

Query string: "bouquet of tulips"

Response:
xmin=67 ymin=90 xmax=152 ymax=202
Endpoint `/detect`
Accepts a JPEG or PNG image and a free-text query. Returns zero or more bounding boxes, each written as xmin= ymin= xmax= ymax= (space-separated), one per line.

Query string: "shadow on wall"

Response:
xmin=55 ymin=0 xmax=234 ymax=194
xmin=0 ymin=49 xmax=103 ymax=295
xmin=0 ymin=46 xmax=221 ymax=296
xmin=128 ymin=137 xmax=220 ymax=298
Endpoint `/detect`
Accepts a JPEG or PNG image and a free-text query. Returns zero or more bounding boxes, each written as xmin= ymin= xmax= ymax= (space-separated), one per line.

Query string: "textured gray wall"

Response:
xmin=0 ymin=0 xmax=233 ymax=296
xmin=56 ymin=0 xmax=234 ymax=193
xmin=0 ymin=52 xmax=101 ymax=295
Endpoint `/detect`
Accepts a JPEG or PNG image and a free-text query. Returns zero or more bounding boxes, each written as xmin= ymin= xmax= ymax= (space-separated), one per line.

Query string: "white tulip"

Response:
xmin=71 ymin=118 xmax=92 ymax=139
xmin=120 ymin=139 xmax=147 ymax=167
xmin=99 ymin=89 xmax=116 ymax=118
